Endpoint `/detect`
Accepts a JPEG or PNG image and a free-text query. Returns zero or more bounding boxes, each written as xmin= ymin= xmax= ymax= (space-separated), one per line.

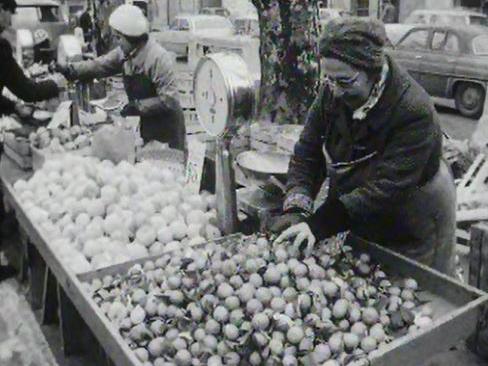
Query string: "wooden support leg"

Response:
xmin=27 ymin=242 xmax=46 ymax=310
xmin=57 ymin=284 xmax=86 ymax=356
xmin=467 ymin=224 xmax=488 ymax=356
xmin=18 ymin=228 xmax=29 ymax=282
xmin=42 ymin=268 xmax=58 ymax=325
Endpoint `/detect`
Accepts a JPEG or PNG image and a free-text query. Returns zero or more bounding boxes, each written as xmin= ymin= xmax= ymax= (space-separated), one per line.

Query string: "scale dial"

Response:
xmin=194 ymin=53 xmax=257 ymax=137
xmin=194 ymin=59 xmax=230 ymax=137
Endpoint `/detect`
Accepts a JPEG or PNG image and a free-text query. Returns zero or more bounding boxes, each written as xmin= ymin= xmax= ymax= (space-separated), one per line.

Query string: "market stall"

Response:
xmin=0 ymin=49 xmax=488 ymax=366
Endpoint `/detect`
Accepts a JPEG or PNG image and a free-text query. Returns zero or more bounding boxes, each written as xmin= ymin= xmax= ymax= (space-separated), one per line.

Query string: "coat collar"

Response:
xmin=365 ymin=55 xmax=411 ymax=131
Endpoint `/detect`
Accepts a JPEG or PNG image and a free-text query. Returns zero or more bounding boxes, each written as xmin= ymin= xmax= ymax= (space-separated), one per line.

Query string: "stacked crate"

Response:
xmin=175 ymin=71 xmax=202 ymax=135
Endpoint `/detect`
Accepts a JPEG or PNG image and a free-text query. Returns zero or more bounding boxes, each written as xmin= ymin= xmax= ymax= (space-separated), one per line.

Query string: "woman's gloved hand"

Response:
xmin=120 ymin=101 xmax=140 ymax=117
xmin=268 ymin=211 xmax=307 ymax=234
xmin=14 ymin=103 xmax=34 ymax=119
xmin=274 ymin=222 xmax=316 ymax=257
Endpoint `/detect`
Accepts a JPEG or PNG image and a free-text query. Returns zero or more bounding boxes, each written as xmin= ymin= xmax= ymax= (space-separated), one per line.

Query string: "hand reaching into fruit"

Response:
xmin=14 ymin=103 xmax=34 ymax=119
xmin=274 ymin=222 xmax=316 ymax=257
xmin=268 ymin=212 xmax=307 ymax=233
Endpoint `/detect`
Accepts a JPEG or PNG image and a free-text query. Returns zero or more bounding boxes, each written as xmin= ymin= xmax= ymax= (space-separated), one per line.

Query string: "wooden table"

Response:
xmin=2 ymin=153 xmax=488 ymax=366
xmin=0 ymin=155 xmax=118 ymax=363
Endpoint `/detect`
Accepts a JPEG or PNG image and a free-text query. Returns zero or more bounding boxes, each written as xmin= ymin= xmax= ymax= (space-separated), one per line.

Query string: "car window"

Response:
xmin=397 ymin=29 xmax=429 ymax=50
xmin=444 ymin=33 xmax=460 ymax=53
xmin=11 ymin=7 xmax=39 ymax=27
xmin=470 ymin=15 xmax=488 ymax=26
xmin=432 ymin=31 xmax=446 ymax=50
xmin=39 ymin=6 xmax=60 ymax=22
xmin=472 ymin=35 xmax=488 ymax=55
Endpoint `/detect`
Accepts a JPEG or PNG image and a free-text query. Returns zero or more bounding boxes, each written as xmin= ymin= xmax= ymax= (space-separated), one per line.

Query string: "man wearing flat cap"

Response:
xmin=274 ymin=18 xmax=456 ymax=275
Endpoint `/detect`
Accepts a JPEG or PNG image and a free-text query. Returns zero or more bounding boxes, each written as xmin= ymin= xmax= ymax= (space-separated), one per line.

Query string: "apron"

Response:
xmin=323 ymin=144 xmax=456 ymax=275
xmin=123 ymin=72 xmax=186 ymax=151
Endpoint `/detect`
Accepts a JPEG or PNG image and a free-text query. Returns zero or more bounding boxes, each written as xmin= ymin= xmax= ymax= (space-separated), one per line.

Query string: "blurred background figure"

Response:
xmin=381 ymin=0 xmax=396 ymax=24
xmin=33 ymin=28 xmax=52 ymax=64
xmin=79 ymin=1 xmax=93 ymax=46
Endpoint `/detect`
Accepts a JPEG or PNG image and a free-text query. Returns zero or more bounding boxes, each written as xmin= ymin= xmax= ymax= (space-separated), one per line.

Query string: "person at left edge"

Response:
xmin=0 ymin=0 xmax=62 ymax=281
xmin=0 ymin=0 xmax=61 ymax=119
xmin=57 ymin=4 xmax=186 ymax=152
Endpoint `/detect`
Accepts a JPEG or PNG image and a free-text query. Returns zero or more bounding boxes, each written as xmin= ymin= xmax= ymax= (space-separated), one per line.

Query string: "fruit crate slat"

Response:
xmin=73 ymin=233 xmax=488 ymax=366
xmin=0 ymin=173 xmax=142 ymax=366
xmin=77 ymin=234 xmax=243 ymax=283
xmin=3 ymin=144 xmax=32 ymax=170
xmin=347 ymin=236 xmax=488 ymax=366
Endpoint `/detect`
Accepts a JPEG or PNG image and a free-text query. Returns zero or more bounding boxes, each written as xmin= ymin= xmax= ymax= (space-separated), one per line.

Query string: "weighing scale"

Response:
xmin=194 ymin=52 xmax=289 ymax=232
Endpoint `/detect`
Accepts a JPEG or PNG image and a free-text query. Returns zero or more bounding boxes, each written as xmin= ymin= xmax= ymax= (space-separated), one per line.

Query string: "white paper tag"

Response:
xmin=185 ymin=138 xmax=207 ymax=193
xmin=48 ymin=100 xmax=72 ymax=129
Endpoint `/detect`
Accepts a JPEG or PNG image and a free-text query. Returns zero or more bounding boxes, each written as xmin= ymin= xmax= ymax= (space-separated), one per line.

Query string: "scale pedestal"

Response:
xmin=215 ymin=138 xmax=238 ymax=234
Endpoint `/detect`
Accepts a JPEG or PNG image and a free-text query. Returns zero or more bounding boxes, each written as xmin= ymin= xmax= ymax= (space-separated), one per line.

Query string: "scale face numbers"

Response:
xmin=194 ymin=59 xmax=230 ymax=137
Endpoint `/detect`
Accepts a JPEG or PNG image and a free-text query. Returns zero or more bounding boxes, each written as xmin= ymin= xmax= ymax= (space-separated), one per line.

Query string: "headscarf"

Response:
xmin=320 ymin=17 xmax=387 ymax=72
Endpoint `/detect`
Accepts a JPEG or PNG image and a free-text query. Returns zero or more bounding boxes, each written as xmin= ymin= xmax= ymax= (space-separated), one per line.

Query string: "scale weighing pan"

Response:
xmin=236 ymin=150 xmax=290 ymax=183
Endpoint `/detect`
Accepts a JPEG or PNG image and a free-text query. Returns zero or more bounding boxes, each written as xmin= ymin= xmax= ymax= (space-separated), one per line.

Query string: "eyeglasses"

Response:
xmin=324 ymin=72 xmax=360 ymax=89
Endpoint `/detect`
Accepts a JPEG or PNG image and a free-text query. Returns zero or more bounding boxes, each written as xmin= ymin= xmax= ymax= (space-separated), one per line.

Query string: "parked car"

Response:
xmin=151 ymin=14 xmax=234 ymax=59
xmin=385 ymin=24 xmax=416 ymax=46
xmin=387 ymin=25 xmax=488 ymax=118
xmin=233 ymin=14 xmax=259 ymax=37
xmin=11 ymin=0 xmax=69 ymax=47
xmin=318 ymin=8 xmax=350 ymax=30
xmin=404 ymin=9 xmax=488 ymax=27
xmin=200 ymin=7 xmax=230 ymax=18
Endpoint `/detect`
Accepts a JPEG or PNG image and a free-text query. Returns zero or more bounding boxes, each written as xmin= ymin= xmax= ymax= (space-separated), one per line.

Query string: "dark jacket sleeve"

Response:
xmin=339 ymin=104 xmax=441 ymax=223
xmin=0 ymin=39 xmax=59 ymax=103
xmin=71 ymin=47 xmax=124 ymax=81
xmin=283 ymin=84 xmax=329 ymax=214
xmin=137 ymin=43 xmax=181 ymax=116
xmin=0 ymin=94 xmax=16 ymax=116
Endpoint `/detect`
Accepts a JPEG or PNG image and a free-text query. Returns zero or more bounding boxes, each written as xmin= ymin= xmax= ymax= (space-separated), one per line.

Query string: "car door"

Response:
xmin=390 ymin=28 xmax=431 ymax=83
xmin=419 ymin=30 xmax=460 ymax=98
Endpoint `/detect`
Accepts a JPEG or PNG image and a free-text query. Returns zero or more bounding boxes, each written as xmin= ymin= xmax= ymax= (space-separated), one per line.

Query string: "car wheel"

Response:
xmin=454 ymin=82 xmax=485 ymax=119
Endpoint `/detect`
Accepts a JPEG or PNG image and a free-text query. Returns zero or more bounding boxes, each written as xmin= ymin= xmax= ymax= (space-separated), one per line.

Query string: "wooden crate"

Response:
xmin=4 ymin=133 xmax=31 ymax=156
xmin=178 ymin=91 xmax=195 ymax=109
xmin=175 ymin=71 xmax=193 ymax=94
xmin=3 ymin=144 xmax=32 ymax=170
xmin=71 ymin=234 xmax=488 ymax=366
xmin=183 ymin=108 xmax=199 ymax=125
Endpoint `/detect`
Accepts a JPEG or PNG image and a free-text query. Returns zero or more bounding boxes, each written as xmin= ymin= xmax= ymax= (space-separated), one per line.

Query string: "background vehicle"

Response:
xmin=11 ymin=0 xmax=69 ymax=47
xmin=385 ymin=24 xmax=416 ymax=46
xmin=404 ymin=9 xmax=488 ymax=27
xmin=200 ymin=7 xmax=230 ymax=17
xmin=387 ymin=25 xmax=488 ymax=118
xmin=233 ymin=14 xmax=259 ymax=37
xmin=318 ymin=8 xmax=350 ymax=30
xmin=152 ymin=14 xmax=234 ymax=59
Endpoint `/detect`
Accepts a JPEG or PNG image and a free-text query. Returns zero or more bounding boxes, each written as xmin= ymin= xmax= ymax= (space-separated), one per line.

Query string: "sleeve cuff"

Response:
xmin=307 ymin=197 xmax=350 ymax=240
xmin=283 ymin=190 xmax=314 ymax=215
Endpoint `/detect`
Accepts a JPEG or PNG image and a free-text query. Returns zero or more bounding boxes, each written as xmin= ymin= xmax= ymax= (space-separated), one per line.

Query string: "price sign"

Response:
xmin=48 ymin=100 xmax=72 ymax=129
xmin=185 ymin=138 xmax=207 ymax=193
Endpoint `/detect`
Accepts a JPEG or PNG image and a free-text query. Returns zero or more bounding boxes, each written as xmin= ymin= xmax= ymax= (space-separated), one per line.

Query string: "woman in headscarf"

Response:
xmin=273 ymin=18 xmax=456 ymax=275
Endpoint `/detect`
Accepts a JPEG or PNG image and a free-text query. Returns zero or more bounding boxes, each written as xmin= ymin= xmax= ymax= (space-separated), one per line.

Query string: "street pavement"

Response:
xmin=433 ymin=98 xmax=479 ymax=141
